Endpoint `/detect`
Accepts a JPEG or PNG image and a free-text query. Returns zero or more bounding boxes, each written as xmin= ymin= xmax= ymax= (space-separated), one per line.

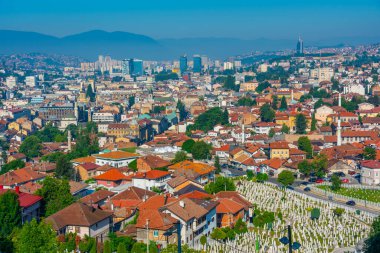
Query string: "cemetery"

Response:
xmin=207 ymin=180 xmax=375 ymax=253
xmin=316 ymin=185 xmax=380 ymax=203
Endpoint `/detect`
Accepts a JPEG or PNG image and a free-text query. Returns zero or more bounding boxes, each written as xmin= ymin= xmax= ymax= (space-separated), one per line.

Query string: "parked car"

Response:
xmin=304 ymin=187 xmax=311 ymax=192
xmin=300 ymin=182 xmax=309 ymax=186
xmin=346 ymin=200 xmax=356 ymax=206
xmin=316 ymin=179 xmax=324 ymax=183
xmin=323 ymin=177 xmax=331 ymax=182
xmin=341 ymin=178 xmax=350 ymax=183
xmin=308 ymin=177 xmax=317 ymax=183
xmin=348 ymin=170 xmax=356 ymax=176
xmin=286 ymin=186 xmax=295 ymax=190
xmin=333 ymin=172 xmax=346 ymax=177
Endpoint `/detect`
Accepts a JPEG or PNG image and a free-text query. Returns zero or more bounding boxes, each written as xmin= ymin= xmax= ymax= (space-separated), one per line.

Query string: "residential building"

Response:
xmin=361 ymin=160 xmax=380 ymax=185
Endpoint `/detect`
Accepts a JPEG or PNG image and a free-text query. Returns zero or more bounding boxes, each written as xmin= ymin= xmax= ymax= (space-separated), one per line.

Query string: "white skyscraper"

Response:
xmin=25 ymin=76 xmax=36 ymax=87
xmin=6 ymin=76 xmax=17 ymax=89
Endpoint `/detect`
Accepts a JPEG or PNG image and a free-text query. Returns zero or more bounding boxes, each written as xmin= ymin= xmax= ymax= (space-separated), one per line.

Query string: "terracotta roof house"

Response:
xmin=136 ymin=155 xmax=171 ymax=172
xmin=0 ymin=186 xmax=42 ymax=223
xmin=79 ymin=189 xmax=116 ymax=206
xmin=166 ymin=176 xmax=203 ymax=194
xmin=361 ymin=160 xmax=380 ymax=185
xmin=132 ymin=170 xmax=172 ymax=192
xmin=45 ymin=202 xmax=113 ymax=239
xmin=111 ymin=186 xmax=156 ymax=202
xmin=215 ymin=198 xmax=246 ymax=228
xmin=160 ymin=198 xmax=218 ymax=247
xmin=75 ymin=162 xmax=100 ymax=181
xmin=93 ymin=168 xmax=131 ymax=189
xmin=259 ymin=158 xmax=286 ymax=176
xmin=0 ymin=167 xmax=45 ymax=188
xmin=168 ymin=161 xmax=216 ymax=185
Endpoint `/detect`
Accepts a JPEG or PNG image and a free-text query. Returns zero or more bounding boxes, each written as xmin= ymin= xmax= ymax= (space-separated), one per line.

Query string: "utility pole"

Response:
xmin=146 ymin=219 xmax=149 ymax=253
xmin=288 ymin=224 xmax=292 ymax=253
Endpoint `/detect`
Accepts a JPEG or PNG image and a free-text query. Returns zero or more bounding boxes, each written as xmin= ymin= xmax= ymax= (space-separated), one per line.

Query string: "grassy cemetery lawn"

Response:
xmin=317 ymin=185 xmax=380 ymax=203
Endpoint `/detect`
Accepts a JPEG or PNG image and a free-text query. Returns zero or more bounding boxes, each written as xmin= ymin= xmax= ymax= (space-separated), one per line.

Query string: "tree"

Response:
xmin=210 ymin=228 xmax=226 ymax=240
xmin=311 ymin=113 xmax=317 ymax=131
xmin=103 ymin=240 xmax=111 ymax=253
xmin=223 ymin=75 xmax=237 ymax=91
xmin=222 ymin=108 xmax=229 ymax=125
xmin=86 ymin=84 xmax=96 ymax=102
xmin=312 ymin=154 xmax=328 ymax=178
xmin=234 ymin=218 xmax=248 ymax=234
xmin=14 ymin=219 xmax=58 ymax=253
xmin=333 ymin=207 xmax=345 ymax=217
xmin=310 ymin=208 xmax=321 ymax=220
xmin=298 ymin=136 xmax=313 ymax=159
xmin=297 ymin=160 xmax=312 ymax=177
xmin=171 ymin=151 xmax=188 ymax=164
xmin=256 ymin=172 xmax=268 ymax=182
xmin=277 ymin=170 xmax=295 ymax=187
xmin=191 ymin=141 xmax=211 ymax=160
xmin=363 ymin=147 xmax=376 ymax=160
xmin=182 ymin=139 xmax=195 ymax=153
xmin=260 ymin=103 xmax=275 ymax=122
xmin=0 ymin=191 xmax=21 ymax=238
xmin=269 ymin=128 xmax=275 ymax=138
xmin=117 ymin=243 xmax=127 ymax=253
xmin=281 ymin=124 xmax=290 ymax=134
xmin=19 ymin=135 xmax=42 ymax=158
xmin=176 ymin=100 xmax=187 ymax=121
xmin=186 ymin=107 xmax=228 ymax=133
xmin=364 ymin=216 xmax=380 ymax=253
xmin=200 ymin=235 xmax=207 ymax=250
xmin=314 ymin=98 xmax=325 ymax=109
xmin=55 ymin=155 xmax=75 ymax=180
xmin=1 ymin=159 xmax=25 ymax=174
xmin=280 ymin=96 xmax=288 ymax=110
xmin=331 ymin=174 xmax=342 ymax=191
xmin=246 ymin=170 xmax=254 ymax=180
xmin=272 ymin=95 xmax=278 ymax=110
xmin=128 ymin=159 xmax=137 ymax=171
xmin=128 ymin=96 xmax=135 ymax=108
xmin=214 ymin=155 xmax=221 ymax=174
xmin=36 ymin=177 xmax=74 ymax=217
xmin=295 ymin=113 xmax=307 ymax=134
xmin=255 ymin=81 xmax=271 ymax=93
xmin=205 ymin=177 xmax=236 ymax=194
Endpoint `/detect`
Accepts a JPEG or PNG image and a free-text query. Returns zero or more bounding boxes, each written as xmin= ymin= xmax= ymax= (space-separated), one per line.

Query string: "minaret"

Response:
xmin=74 ymin=102 xmax=79 ymax=120
xmin=67 ymin=130 xmax=72 ymax=152
xmin=291 ymin=89 xmax=294 ymax=103
xmin=337 ymin=115 xmax=342 ymax=146
xmin=242 ymin=124 xmax=245 ymax=144
xmin=338 ymin=93 xmax=342 ymax=107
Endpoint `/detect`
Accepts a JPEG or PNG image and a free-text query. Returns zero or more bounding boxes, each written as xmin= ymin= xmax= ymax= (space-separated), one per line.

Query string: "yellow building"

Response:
xmin=269 ymin=141 xmax=290 ymax=159
xmin=8 ymin=122 xmax=20 ymax=131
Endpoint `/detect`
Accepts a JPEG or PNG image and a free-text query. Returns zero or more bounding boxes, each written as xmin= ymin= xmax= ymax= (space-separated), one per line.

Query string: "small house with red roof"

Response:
xmin=93 ymin=168 xmax=131 ymax=188
xmin=361 ymin=160 xmax=380 ymax=185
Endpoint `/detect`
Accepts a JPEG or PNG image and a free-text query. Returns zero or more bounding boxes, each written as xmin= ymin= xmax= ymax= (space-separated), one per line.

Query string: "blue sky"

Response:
xmin=0 ymin=0 xmax=379 ymax=40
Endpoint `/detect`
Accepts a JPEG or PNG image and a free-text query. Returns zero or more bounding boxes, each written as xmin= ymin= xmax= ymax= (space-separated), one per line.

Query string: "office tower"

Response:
xmin=133 ymin=59 xmax=143 ymax=76
xmin=128 ymin=59 xmax=134 ymax=75
xmin=180 ymin=55 xmax=188 ymax=74
xmin=193 ymin=55 xmax=202 ymax=73
xmin=6 ymin=76 xmax=17 ymax=89
xmin=201 ymin=55 xmax=209 ymax=70
xmin=296 ymin=35 xmax=304 ymax=54
xmin=25 ymin=76 xmax=36 ymax=87
xmin=122 ymin=59 xmax=129 ymax=76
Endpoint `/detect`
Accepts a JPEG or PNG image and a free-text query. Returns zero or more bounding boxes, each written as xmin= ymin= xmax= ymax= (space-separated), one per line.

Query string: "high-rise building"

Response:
xmin=296 ymin=36 xmax=304 ymax=54
xmin=6 ymin=76 xmax=17 ymax=89
xmin=193 ymin=55 xmax=202 ymax=73
xmin=180 ymin=55 xmax=188 ymax=74
xmin=122 ymin=59 xmax=130 ymax=76
xmin=133 ymin=59 xmax=144 ymax=76
xmin=25 ymin=76 xmax=36 ymax=87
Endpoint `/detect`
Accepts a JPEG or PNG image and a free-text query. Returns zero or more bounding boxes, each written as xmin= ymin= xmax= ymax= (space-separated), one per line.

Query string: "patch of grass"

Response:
xmin=317 ymin=185 xmax=380 ymax=203
xmin=120 ymin=147 xmax=137 ymax=153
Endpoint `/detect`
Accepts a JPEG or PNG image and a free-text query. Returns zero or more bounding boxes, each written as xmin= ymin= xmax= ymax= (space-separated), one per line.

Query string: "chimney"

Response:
xmin=164 ymin=194 xmax=168 ymax=205
xmin=15 ymin=185 xmax=20 ymax=194
xmin=179 ymin=200 xmax=185 ymax=208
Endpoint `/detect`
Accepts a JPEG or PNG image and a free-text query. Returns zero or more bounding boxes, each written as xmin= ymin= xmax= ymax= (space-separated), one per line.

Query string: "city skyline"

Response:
xmin=1 ymin=0 xmax=380 ymax=41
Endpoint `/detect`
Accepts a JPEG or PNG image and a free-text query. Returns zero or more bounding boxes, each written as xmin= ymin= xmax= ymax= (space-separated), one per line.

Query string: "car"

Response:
xmin=308 ymin=177 xmax=317 ymax=183
xmin=348 ymin=170 xmax=356 ymax=176
xmin=323 ymin=177 xmax=331 ymax=182
xmin=333 ymin=172 xmax=346 ymax=177
xmin=300 ymin=182 xmax=309 ymax=186
xmin=303 ymin=187 xmax=311 ymax=192
xmin=346 ymin=200 xmax=356 ymax=206
xmin=341 ymin=178 xmax=349 ymax=183
xmin=286 ymin=186 xmax=295 ymax=190
xmin=316 ymin=179 xmax=324 ymax=183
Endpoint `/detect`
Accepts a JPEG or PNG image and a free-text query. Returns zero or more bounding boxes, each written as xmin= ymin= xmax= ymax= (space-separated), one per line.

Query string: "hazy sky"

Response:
xmin=0 ymin=0 xmax=379 ymax=40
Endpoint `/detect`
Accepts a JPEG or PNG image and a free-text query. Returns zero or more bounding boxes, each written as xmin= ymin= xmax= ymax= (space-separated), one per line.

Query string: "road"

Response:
xmin=267 ymin=178 xmax=380 ymax=216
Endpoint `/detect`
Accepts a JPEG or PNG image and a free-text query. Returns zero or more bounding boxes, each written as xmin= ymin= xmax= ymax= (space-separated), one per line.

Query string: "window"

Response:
xmin=75 ymin=226 xmax=80 ymax=233
xmin=153 ymin=230 xmax=159 ymax=237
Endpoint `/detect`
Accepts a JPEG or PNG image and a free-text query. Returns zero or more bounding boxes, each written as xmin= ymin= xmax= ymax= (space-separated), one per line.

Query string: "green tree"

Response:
xmin=269 ymin=128 xmax=275 ymax=138
xmin=331 ymin=174 xmax=342 ymax=191
xmin=310 ymin=113 xmax=317 ymax=131
xmin=86 ymin=84 xmax=96 ymax=102
xmin=298 ymin=136 xmax=313 ymax=159
xmin=117 ymin=243 xmax=127 ymax=253
xmin=191 ymin=141 xmax=211 ymax=160
xmin=55 ymin=155 xmax=75 ymax=180
xmin=333 ymin=207 xmax=345 ymax=217
xmin=1 ymin=159 xmax=25 ymax=174
xmin=223 ymin=75 xmax=237 ymax=91
xmin=256 ymin=172 xmax=268 ymax=182
xmin=297 ymin=160 xmax=312 ymax=177
xmin=205 ymin=177 xmax=236 ymax=194
xmin=200 ymin=235 xmax=207 ymax=250
xmin=255 ymin=81 xmax=271 ymax=93
xmin=128 ymin=159 xmax=137 ymax=171
xmin=312 ymin=154 xmax=328 ymax=178
xmin=281 ymin=124 xmax=290 ymax=134
xmin=182 ymin=139 xmax=195 ymax=153
xmin=214 ymin=155 xmax=221 ymax=174
xmin=171 ymin=151 xmax=188 ymax=163
xmin=128 ymin=96 xmax=135 ymax=108
xmin=234 ymin=218 xmax=248 ymax=234
xmin=310 ymin=208 xmax=321 ymax=220
xmin=277 ymin=170 xmax=295 ymax=187
xmin=280 ymin=96 xmax=288 ymax=110
xmin=176 ymin=100 xmax=187 ymax=121
xmin=272 ymin=95 xmax=278 ymax=110
xmin=314 ymin=98 xmax=325 ymax=109
xmin=0 ymin=191 xmax=21 ymax=238
xmin=246 ymin=170 xmax=254 ymax=180
xmin=36 ymin=177 xmax=74 ymax=217
xmin=364 ymin=216 xmax=380 ymax=253
xmin=210 ymin=228 xmax=226 ymax=240
xmin=260 ymin=103 xmax=275 ymax=122
xmin=14 ymin=219 xmax=58 ymax=253
xmin=19 ymin=135 xmax=42 ymax=158
xmin=186 ymin=107 xmax=228 ymax=133
xmin=363 ymin=147 xmax=377 ymax=160
xmin=222 ymin=108 xmax=229 ymax=125
xmin=295 ymin=113 xmax=307 ymax=134
xmin=41 ymin=152 xmax=64 ymax=163
xmin=103 ymin=240 xmax=111 ymax=253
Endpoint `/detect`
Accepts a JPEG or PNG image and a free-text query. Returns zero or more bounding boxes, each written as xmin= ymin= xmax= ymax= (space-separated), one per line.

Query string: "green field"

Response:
xmin=317 ymin=185 xmax=380 ymax=203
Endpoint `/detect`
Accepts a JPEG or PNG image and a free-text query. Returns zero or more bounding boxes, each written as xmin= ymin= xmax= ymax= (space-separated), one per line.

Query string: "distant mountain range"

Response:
xmin=0 ymin=30 xmax=379 ymax=60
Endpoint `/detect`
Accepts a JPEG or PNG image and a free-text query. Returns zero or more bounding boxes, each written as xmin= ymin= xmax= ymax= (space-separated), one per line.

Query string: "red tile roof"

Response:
xmin=133 ymin=170 xmax=171 ymax=180
xmin=361 ymin=160 xmax=380 ymax=169
xmin=0 ymin=189 xmax=42 ymax=208
xmin=94 ymin=168 xmax=129 ymax=181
